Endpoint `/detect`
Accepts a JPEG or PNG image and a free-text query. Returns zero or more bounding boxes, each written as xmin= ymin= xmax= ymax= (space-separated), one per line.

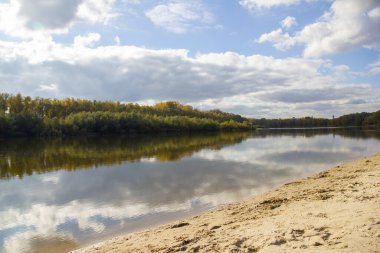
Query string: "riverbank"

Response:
xmin=73 ymin=153 xmax=380 ymax=253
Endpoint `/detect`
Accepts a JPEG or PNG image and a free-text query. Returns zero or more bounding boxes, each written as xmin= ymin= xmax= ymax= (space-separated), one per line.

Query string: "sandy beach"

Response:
xmin=73 ymin=153 xmax=380 ymax=253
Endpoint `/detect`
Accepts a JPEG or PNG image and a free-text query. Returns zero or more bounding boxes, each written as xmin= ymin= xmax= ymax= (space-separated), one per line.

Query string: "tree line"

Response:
xmin=251 ymin=111 xmax=380 ymax=130
xmin=0 ymin=93 xmax=253 ymax=137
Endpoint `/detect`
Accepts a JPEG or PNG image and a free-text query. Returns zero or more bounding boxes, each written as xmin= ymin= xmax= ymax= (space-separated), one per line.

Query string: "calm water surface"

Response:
xmin=0 ymin=129 xmax=379 ymax=253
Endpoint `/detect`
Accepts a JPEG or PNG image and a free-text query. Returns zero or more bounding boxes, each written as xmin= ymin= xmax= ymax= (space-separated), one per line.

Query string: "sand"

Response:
xmin=73 ymin=153 xmax=380 ymax=253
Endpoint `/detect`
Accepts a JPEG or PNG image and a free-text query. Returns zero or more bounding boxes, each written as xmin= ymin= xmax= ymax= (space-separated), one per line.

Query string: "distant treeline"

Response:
xmin=252 ymin=111 xmax=380 ymax=130
xmin=0 ymin=93 xmax=253 ymax=137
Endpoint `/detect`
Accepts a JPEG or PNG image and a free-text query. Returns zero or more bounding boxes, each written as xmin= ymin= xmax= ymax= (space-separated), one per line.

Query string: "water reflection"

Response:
xmin=0 ymin=130 xmax=379 ymax=253
xmin=0 ymin=132 xmax=251 ymax=180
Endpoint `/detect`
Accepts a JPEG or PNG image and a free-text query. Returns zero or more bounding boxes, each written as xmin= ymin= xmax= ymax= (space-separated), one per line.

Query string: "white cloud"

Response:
xmin=145 ymin=0 xmax=214 ymax=33
xmin=239 ymin=0 xmax=301 ymax=10
xmin=73 ymin=33 xmax=101 ymax=48
xmin=0 ymin=0 xmax=117 ymax=38
xmin=76 ymin=0 xmax=118 ymax=24
xmin=257 ymin=17 xmax=298 ymax=49
xmin=257 ymin=28 xmax=295 ymax=50
xmin=368 ymin=7 xmax=380 ymax=19
xmin=281 ymin=16 xmax=297 ymax=29
xmin=369 ymin=58 xmax=380 ymax=74
xmin=0 ymin=38 xmax=379 ymax=118
xmin=115 ymin=35 xmax=121 ymax=46
xmin=257 ymin=0 xmax=380 ymax=57
xmin=38 ymin=83 xmax=58 ymax=92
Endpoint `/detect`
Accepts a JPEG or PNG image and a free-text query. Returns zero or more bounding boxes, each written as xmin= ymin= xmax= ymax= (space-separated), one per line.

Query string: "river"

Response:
xmin=0 ymin=129 xmax=379 ymax=253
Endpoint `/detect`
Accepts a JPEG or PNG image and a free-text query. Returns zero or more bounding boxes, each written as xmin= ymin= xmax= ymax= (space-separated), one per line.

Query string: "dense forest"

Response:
xmin=252 ymin=111 xmax=380 ymax=130
xmin=0 ymin=93 xmax=252 ymax=137
xmin=0 ymin=93 xmax=378 ymax=137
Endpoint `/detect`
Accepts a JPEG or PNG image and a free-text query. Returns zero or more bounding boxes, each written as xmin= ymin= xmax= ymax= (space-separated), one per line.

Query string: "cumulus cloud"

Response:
xmin=257 ymin=0 xmax=380 ymax=57
xmin=114 ymin=35 xmax=121 ymax=46
xmin=369 ymin=58 xmax=380 ymax=74
xmin=73 ymin=33 xmax=101 ymax=48
xmin=281 ymin=16 xmax=297 ymax=29
xmin=239 ymin=0 xmax=301 ymax=10
xmin=38 ymin=83 xmax=58 ymax=92
xmin=0 ymin=0 xmax=117 ymax=38
xmin=0 ymin=38 xmax=379 ymax=118
xmin=257 ymin=28 xmax=295 ymax=50
xmin=76 ymin=0 xmax=118 ymax=24
xmin=17 ymin=0 xmax=79 ymax=29
xmin=145 ymin=0 xmax=214 ymax=33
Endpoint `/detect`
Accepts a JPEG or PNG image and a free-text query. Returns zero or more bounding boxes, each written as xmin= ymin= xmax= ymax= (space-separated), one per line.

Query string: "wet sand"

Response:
xmin=73 ymin=153 xmax=380 ymax=253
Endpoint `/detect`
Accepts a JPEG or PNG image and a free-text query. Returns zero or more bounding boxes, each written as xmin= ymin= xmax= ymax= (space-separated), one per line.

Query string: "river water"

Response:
xmin=0 ymin=129 xmax=379 ymax=253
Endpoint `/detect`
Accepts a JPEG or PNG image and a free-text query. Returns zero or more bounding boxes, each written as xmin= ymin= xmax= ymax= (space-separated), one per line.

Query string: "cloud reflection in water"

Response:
xmin=0 ymin=130 xmax=379 ymax=253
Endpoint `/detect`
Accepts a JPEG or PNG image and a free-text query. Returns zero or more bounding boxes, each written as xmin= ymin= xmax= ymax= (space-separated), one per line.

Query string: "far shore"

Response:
xmin=264 ymin=126 xmax=361 ymax=129
xmin=72 ymin=153 xmax=380 ymax=253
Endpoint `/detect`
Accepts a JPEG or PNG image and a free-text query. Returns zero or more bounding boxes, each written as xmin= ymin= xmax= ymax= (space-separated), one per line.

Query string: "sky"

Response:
xmin=0 ymin=0 xmax=379 ymax=118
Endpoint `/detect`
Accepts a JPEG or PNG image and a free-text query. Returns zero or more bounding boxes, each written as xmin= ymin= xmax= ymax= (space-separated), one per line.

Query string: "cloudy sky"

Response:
xmin=0 ymin=0 xmax=379 ymax=117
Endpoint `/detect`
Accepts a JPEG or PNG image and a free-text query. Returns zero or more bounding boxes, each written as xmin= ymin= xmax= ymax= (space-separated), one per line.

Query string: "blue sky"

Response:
xmin=0 ymin=0 xmax=379 ymax=117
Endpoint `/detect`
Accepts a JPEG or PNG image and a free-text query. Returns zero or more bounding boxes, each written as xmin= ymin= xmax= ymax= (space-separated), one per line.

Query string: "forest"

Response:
xmin=0 ymin=93 xmax=253 ymax=137
xmin=0 ymin=93 xmax=378 ymax=137
xmin=252 ymin=111 xmax=380 ymax=130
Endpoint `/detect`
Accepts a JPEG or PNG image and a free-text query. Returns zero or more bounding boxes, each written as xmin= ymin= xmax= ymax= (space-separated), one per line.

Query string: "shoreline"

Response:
xmin=72 ymin=153 xmax=380 ymax=253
